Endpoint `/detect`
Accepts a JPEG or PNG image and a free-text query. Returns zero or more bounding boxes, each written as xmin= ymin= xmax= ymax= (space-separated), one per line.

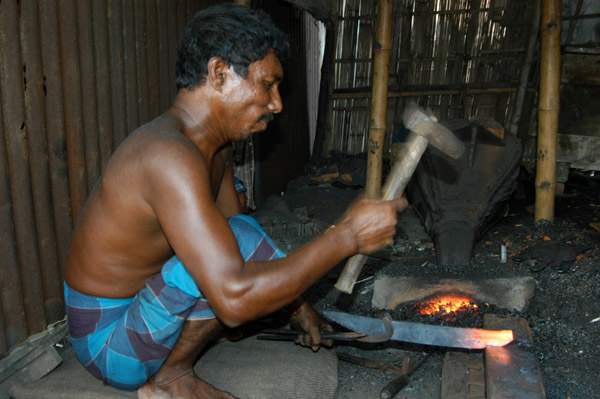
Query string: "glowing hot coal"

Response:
xmin=416 ymin=293 xmax=482 ymax=316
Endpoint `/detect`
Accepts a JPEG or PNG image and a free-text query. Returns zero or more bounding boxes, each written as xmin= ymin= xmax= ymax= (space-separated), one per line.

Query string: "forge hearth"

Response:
xmin=366 ymin=275 xmax=545 ymax=398
xmin=372 ymin=276 xmax=536 ymax=313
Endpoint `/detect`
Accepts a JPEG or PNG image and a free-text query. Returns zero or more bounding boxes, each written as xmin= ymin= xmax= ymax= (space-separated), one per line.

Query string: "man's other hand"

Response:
xmin=289 ymin=300 xmax=333 ymax=352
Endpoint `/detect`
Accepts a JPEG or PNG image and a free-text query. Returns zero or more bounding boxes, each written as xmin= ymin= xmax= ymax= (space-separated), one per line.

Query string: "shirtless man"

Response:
xmin=64 ymin=4 xmax=407 ymax=399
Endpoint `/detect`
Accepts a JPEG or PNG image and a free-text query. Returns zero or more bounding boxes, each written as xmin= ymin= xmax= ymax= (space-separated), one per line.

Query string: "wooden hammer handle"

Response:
xmin=334 ymin=133 xmax=429 ymax=294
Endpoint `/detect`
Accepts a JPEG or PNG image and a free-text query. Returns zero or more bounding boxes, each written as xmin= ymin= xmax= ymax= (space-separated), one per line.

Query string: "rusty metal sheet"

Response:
xmin=0 ymin=83 xmax=28 ymax=352
xmin=145 ymin=0 xmax=161 ymax=119
xmin=134 ymin=0 xmax=150 ymax=125
xmin=77 ymin=0 xmax=102 ymax=192
xmin=167 ymin=0 xmax=178 ymax=102
xmin=108 ymin=0 xmax=128 ymax=146
xmin=484 ymin=314 xmax=546 ymax=399
xmin=91 ymin=0 xmax=115 ymax=170
xmin=157 ymin=0 xmax=171 ymax=112
xmin=20 ymin=0 xmax=64 ymax=324
xmin=58 ymin=0 xmax=89 ymax=221
xmin=0 ymin=0 xmax=47 ymax=335
xmin=123 ymin=0 xmax=140 ymax=134
xmin=39 ymin=0 xmax=74 ymax=274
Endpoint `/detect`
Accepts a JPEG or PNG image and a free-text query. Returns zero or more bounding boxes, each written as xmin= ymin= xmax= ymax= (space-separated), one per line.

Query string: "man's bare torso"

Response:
xmin=65 ymin=114 xmax=230 ymax=298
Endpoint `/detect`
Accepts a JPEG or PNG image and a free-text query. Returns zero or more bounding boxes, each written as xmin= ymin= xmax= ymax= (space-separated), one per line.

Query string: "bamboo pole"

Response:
xmin=365 ymin=0 xmax=393 ymax=197
xmin=535 ymin=0 xmax=562 ymax=223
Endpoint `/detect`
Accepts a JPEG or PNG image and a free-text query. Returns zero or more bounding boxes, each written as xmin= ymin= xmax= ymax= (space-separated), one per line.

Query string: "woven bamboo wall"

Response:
xmin=326 ymin=0 xmax=538 ymax=155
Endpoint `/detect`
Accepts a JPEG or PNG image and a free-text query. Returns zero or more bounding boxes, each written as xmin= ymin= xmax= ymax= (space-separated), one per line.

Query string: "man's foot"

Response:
xmin=137 ymin=370 xmax=239 ymax=399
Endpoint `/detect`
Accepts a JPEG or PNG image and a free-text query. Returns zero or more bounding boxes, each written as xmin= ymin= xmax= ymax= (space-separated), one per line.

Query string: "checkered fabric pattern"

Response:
xmin=64 ymin=214 xmax=285 ymax=390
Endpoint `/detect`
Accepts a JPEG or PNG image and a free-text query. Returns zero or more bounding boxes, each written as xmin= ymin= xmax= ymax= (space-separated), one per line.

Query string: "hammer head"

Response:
xmin=403 ymin=103 xmax=464 ymax=159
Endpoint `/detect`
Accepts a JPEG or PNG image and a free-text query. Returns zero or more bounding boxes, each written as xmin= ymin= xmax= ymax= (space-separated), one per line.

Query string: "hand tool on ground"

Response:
xmin=257 ymin=314 xmax=393 ymax=343
xmin=257 ymin=329 xmax=366 ymax=342
xmin=334 ymin=103 xmax=465 ymax=294
xmin=323 ymin=311 xmax=514 ymax=349
xmin=379 ymin=354 xmax=430 ymax=399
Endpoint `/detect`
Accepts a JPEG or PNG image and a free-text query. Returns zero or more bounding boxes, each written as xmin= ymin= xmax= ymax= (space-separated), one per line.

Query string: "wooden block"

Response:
xmin=442 ymin=352 xmax=485 ymax=399
xmin=484 ymin=314 xmax=546 ymax=399
xmin=441 ymin=351 xmax=469 ymax=399
xmin=467 ymin=357 xmax=485 ymax=399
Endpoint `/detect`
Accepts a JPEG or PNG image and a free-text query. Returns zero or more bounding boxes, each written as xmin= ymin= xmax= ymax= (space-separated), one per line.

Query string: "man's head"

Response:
xmin=176 ymin=3 xmax=290 ymax=90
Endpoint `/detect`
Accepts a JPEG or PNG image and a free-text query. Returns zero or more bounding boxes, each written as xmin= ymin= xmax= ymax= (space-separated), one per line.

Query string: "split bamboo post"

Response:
xmin=365 ymin=0 xmax=393 ymax=197
xmin=535 ymin=0 xmax=562 ymax=222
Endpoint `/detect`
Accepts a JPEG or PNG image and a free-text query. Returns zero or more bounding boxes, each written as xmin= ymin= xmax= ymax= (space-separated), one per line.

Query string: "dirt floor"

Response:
xmin=264 ymin=158 xmax=600 ymax=399
xmin=1 ymin=158 xmax=598 ymax=399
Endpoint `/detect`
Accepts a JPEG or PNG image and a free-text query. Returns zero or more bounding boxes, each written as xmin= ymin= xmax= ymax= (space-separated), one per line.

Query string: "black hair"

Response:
xmin=175 ymin=3 xmax=290 ymax=90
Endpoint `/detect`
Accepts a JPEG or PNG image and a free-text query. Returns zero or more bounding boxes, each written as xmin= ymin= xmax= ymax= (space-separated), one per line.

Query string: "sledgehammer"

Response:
xmin=334 ymin=104 xmax=465 ymax=294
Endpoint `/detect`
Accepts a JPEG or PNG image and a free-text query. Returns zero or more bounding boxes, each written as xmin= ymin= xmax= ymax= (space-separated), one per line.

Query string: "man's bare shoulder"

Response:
xmin=106 ymin=118 xmax=208 ymax=180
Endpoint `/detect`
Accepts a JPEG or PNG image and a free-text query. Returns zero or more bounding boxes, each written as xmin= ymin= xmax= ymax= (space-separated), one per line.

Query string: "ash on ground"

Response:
xmin=267 ymin=164 xmax=599 ymax=399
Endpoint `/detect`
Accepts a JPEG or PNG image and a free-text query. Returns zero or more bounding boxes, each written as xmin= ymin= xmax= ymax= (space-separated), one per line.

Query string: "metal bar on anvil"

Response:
xmin=484 ymin=314 xmax=546 ymax=399
xmin=324 ymin=311 xmax=513 ymax=350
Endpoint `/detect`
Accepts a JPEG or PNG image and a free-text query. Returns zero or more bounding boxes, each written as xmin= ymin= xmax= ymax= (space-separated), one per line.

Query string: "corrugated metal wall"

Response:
xmin=0 ymin=0 xmax=220 ymax=353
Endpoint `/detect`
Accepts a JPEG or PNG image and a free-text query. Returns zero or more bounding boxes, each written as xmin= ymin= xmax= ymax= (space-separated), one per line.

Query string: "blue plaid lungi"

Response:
xmin=64 ymin=214 xmax=285 ymax=390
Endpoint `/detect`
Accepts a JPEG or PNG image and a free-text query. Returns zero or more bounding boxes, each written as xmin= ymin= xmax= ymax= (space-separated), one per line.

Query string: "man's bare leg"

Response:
xmin=138 ymin=318 xmax=239 ymax=399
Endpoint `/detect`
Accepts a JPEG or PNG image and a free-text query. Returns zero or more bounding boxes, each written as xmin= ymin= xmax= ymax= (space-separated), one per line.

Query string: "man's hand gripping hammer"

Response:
xmin=334 ymin=104 xmax=465 ymax=294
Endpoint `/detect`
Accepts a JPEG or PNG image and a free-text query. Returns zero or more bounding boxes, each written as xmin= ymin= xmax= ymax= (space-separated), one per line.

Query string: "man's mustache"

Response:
xmin=260 ymin=113 xmax=275 ymax=122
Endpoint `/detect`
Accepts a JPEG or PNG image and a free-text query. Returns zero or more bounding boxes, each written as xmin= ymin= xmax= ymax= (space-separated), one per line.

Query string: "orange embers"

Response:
xmin=416 ymin=293 xmax=480 ymax=316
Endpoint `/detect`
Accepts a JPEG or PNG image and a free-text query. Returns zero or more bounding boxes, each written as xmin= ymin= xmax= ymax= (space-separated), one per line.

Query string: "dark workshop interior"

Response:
xmin=1 ymin=0 xmax=599 ymax=398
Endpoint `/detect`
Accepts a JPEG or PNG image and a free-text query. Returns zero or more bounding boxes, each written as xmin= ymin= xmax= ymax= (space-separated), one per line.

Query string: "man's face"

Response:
xmin=220 ymin=50 xmax=284 ymax=140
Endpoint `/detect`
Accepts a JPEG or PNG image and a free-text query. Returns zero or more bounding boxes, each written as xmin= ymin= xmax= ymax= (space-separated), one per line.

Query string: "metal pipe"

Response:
xmin=58 ymin=0 xmax=89 ymax=222
xmin=535 ymin=0 xmax=562 ymax=223
xmin=0 ymin=0 xmax=47 ymax=334
xmin=39 ymin=0 xmax=74 ymax=275
xmin=91 ymin=0 xmax=114 ymax=170
xmin=365 ymin=0 xmax=393 ymax=197
xmin=77 ymin=0 xmax=101 ymax=192
xmin=21 ymin=0 xmax=64 ymax=324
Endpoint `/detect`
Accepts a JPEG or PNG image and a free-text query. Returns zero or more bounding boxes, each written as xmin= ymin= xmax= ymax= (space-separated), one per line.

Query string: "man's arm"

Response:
xmin=147 ymin=141 xmax=405 ymax=328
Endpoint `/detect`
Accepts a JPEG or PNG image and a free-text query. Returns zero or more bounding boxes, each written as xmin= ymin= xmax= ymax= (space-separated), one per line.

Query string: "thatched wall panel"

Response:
xmin=326 ymin=0 xmax=539 ymax=155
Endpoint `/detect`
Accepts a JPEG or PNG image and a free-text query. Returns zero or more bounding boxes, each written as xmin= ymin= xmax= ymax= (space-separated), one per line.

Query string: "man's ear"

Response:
xmin=207 ymin=56 xmax=228 ymax=92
